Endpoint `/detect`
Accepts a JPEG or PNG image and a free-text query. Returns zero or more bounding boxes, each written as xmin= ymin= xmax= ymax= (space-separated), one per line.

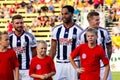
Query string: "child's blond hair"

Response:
xmin=0 ymin=31 xmax=8 ymax=40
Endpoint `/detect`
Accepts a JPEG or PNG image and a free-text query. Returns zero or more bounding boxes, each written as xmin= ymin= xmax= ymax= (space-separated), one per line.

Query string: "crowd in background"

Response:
xmin=0 ymin=0 xmax=120 ymax=47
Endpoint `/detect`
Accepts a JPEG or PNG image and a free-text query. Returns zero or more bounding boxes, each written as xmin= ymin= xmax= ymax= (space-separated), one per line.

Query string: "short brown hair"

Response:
xmin=12 ymin=14 xmax=23 ymax=22
xmin=87 ymin=11 xmax=99 ymax=20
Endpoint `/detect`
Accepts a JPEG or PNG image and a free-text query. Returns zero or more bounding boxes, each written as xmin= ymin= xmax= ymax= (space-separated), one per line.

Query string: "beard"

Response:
xmin=14 ymin=27 xmax=23 ymax=33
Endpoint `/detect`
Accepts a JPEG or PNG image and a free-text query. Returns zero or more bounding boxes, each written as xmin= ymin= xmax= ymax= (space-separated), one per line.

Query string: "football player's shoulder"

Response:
xmin=98 ymin=27 xmax=108 ymax=32
xmin=24 ymin=31 xmax=35 ymax=39
xmin=9 ymin=31 xmax=14 ymax=36
xmin=52 ymin=23 xmax=63 ymax=31
xmin=7 ymin=49 xmax=16 ymax=54
xmin=96 ymin=45 xmax=104 ymax=51
xmin=74 ymin=23 xmax=83 ymax=31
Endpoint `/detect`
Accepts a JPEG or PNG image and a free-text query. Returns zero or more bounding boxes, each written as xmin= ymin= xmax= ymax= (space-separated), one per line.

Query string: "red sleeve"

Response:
xmin=29 ymin=59 xmax=35 ymax=75
xmin=49 ymin=57 xmax=56 ymax=72
xmin=100 ymin=48 xmax=109 ymax=65
xmin=12 ymin=50 xmax=19 ymax=68
xmin=51 ymin=39 xmax=56 ymax=42
xmin=71 ymin=45 xmax=80 ymax=59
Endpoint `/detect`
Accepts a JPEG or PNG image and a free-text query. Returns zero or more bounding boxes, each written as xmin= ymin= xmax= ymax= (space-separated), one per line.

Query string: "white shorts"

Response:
xmin=53 ymin=61 xmax=79 ymax=80
xmin=100 ymin=67 xmax=112 ymax=80
xmin=19 ymin=70 xmax=33 ymax=80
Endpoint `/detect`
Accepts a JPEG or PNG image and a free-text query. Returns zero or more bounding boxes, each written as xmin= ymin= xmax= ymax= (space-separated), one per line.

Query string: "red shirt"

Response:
xmin=29 ymin=55 xmax=56 ymax=80
xmin=7 ymin=23 xmax=13 ymax=33
xmin=71 ymin=43 xmax=109 ymax=80
xmin=0 ymin=49 xmax=19 ymax=80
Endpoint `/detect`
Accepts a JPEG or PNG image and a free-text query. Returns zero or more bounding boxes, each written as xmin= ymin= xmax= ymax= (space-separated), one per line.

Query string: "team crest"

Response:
xmin=82 ymin=53 xmax=86 ymax=59
xmin=36 ymin=64 xmax=41 ymax=70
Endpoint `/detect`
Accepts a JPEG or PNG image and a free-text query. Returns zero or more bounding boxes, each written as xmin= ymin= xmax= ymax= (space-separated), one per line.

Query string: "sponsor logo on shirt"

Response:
xmin=59 ymin=38 xmax=72 ymax=45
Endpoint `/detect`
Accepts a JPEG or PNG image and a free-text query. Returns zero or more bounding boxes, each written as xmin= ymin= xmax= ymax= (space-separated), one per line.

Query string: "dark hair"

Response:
xmin=87 ymin=11 xmax=99 ymax=20
xmin=12 ymin=14 xmax=23 ymax=22
xmin=62 ymin=5 xmax=74 ymax=14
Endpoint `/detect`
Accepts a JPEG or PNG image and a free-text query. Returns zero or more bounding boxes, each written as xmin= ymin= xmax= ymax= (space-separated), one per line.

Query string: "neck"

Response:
xmin=0 ymin=46 xmax=7 ymax=52
xmin=37 ymin=54 xmax=46 ymax=59
xmin=14 ymin=30 xmax=24 ymax=36
xmin=64 ymin=22 xmax=74 ymax=28
xmin=88 ymin=43 xmax=96 ymax=48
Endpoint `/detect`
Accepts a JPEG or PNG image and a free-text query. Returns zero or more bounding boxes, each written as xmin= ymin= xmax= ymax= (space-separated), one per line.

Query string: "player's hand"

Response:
xmin=44 ymin=74 xmax=49 ymax=79
xmin=39 ymin=75 xmax=46 ymax=79
xmin=76 ymin=67 xmax=85 ymax=73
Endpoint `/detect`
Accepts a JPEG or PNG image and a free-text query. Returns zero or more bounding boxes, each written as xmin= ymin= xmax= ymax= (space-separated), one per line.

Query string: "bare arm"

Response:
xmin=49 ymin=40 xmax=57 ymax=59
xmin=106 ymin=42 xmax=112 ymax=59
xmin=31 ymin=47 xmax=37 ymax=57
xmin=14 ymin=67 xmax=19 ymax=80
xmin=30 ymin=74 xmax=46 ymax=80
xmin=30 ymin=72 xmax=55 ymax=80
xmin=44 ymin=72 xmax=56 ymax=79
xmin=69 ymin=56 xmax=84 ymax=73
xmin=102 ymin=64 xmax=110 ymax=80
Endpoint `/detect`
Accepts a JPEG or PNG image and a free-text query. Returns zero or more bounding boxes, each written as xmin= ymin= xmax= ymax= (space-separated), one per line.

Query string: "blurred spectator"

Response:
xmin=116 ymin=7 xmax=120 ymax=20
xmin=57 ymin=14 xmax=62 ymax=22
xmin=111 ymin=8 xmax=117 ymax=22
xmin=48 ymin=2 xmax=54 ymax=13
xmin=32 ymin=18 xmax=40 ymax=28
xmin=2 ymin=4 xmax=10 ymax=18
xmin=32 ymin=2 xmax=41 ymax=13
xmin=48 ymin=16 xmax=55 ymax=27
xmin=41 ymin=4 xmax=48 ymax=13
xmin=14 ymin=1 xmax=19 ymax=9
xmin=45 ymin=0 xmax=51 ymax=3
xmin=0 ymin=7 xmax=3 ymax=18
xmin=40 ymin=0 xmax=45 ymax=4
xmin=24 ymin=24 xmax=32 ymax=33
xmin=73 ymin=5 xmax=80 ymax=22
xmin=93 ymin=0 xmax=103 ymax=9
xmin=43 ymin=16 xmax=49 ymax=27
xmin=7 ymin=20 xmax=13 ymax=33
xmin=19 ymin=0 xmax=28 ymax=9
xmin=112 ymin=23 xmax=120 ymax=36
xmin=26 ymin=3 xmax=34 ymax=13
xmin=9 ymin=5 xmax=15 ymax=17
xmin=38 ymin=16 xmax=45 ymax=27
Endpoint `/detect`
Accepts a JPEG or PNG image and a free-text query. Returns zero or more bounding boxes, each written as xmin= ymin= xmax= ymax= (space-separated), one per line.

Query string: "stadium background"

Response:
xmin=0 ymin=0 xmax=120 ymax=79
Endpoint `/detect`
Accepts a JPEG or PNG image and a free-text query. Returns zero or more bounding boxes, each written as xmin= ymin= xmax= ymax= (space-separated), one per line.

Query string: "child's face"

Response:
xmin=37 ymin=43 xmax=47 ymax=56
xmin=86 ymin=32 xmax=97 ymax=44
xmin=0 ymin=34 xmax=9 ymax=47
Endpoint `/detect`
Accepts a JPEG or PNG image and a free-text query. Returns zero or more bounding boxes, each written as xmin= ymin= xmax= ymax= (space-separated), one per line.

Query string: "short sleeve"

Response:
xmin=71 ymin=46 xmax=80 ymax=59
xmin=49 ymin=57 xmax=56 ymax=72
xmin=105 ymin=30 xmax=111 ymax=43
xmin=51 ymin=27 xmax=58 ymax=40
xmin=11 ymin=50 xmax=19 ymax=68
xmin=29 ymin=59 xmax=35 ymax=75
xmin=100 ymin=48 xmax=109 ymax=65
xmin=30 ymin=35 xmax=37 ymax=47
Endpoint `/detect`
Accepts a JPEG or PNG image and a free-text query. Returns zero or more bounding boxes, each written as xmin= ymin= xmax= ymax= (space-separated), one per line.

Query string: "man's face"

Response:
xmin=61 ymin=8 xmax=73 ymax=24
xmin=88 ymin=16 xmax=100 ymax=28
xmin=12 ymin=19 xmax=24 ymax=32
